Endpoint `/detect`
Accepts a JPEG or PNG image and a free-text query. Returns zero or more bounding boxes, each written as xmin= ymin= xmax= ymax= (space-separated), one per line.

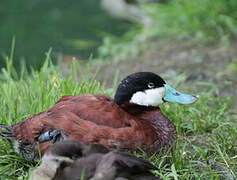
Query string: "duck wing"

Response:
xmin=7 ymin=94 xmax=134 ymax=141
xmin=10 ymin=110 xmax=157 ymax=155
xmin=49 ymin=94 xmax=133 ymax=128
xmin=3 ymin=94 xmax=159 ymax=159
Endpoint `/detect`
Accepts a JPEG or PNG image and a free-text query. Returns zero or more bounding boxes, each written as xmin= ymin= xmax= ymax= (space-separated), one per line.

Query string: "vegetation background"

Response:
xmin=0 ymin=0 xmax=237 ymax=179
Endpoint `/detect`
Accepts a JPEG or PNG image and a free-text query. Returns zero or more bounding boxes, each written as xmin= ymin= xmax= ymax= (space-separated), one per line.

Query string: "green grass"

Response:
xmin=158 ymin=94 xmax=237 ymax=179
xmin=227 ymin=60 xmax=237 ymax=72
xmin=0 ymin=56 xmax=104 ymax=179
xmin=144 ymin=0 xmax=237 ymax=42
xmin=0 ymin=58 xmax=236 ymax=179
xmin=97 ymin=0 xmax=237 ymax=61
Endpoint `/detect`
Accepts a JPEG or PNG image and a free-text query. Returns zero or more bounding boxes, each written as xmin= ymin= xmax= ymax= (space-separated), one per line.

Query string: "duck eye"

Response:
xmin=148 ymin=82 xmax=155 ymax=88
xmin=53 ymin=159 xmax=60 ymax=163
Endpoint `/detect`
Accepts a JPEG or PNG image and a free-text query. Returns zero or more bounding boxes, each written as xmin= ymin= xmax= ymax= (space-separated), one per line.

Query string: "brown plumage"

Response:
xmin=12 ymin=94 xmax=175 ymax=155
xmin=30 ymin=141 xmax=160 ymax=180
xmin=0 ymin=72 xmax=197 ymax=161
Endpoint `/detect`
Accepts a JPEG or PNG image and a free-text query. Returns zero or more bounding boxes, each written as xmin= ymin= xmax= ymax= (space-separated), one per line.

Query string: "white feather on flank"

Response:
xmin=129 ymin=87 xmax=165 ymax=106
xmin=13 ymin=140 xmax=20 ymax=154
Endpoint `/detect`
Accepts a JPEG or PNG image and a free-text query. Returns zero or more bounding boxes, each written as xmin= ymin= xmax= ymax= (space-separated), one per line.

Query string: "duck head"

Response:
xmin=114 ymin=72 xmax=198 ymax=106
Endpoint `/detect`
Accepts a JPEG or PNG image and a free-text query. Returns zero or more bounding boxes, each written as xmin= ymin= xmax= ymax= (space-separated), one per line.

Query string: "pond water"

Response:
xmin=0 ymin=0 xmax=131 ymax=69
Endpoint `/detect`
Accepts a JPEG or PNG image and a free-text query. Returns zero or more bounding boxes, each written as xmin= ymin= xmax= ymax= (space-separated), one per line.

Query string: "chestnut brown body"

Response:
xmin=11 ymin=94 xmax=176 ymax=154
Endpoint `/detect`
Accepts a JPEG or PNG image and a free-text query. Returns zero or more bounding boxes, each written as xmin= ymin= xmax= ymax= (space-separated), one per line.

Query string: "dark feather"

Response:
xmin=0 ymin=124 xmax=15 ymax=139
xmin=30 ymin=141 xmax=160 ymax=180
xmin=93 ymin=151 xmax=159 ymax=179
xmin=111 ymin=151 xmax=157 ymax=171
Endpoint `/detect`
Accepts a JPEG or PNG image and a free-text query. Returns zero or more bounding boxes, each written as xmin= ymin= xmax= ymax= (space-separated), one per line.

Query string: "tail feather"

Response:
xmin=0 ymin=124 xmax=15 ymax=139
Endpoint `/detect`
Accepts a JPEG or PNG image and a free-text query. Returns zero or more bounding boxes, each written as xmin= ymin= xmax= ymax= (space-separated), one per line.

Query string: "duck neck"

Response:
xmin=119 ymin=102 xmax=159 ymax=117
xmin=120 ymin=103 xmax=176 ymax=146
xmin=146 ymin=108 xmax=176 ymax=147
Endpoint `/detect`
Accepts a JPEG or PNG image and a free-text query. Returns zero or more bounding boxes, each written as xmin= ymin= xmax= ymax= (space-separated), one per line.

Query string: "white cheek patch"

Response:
xmin=129 ymin=87 xmax=165 ymax=106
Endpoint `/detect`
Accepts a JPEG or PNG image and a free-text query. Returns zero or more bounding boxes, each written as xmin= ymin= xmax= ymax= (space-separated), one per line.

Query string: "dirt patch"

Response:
xmin=90 ymin=40 xmax=237 ymax=108
xmin=60 ymin=39 xmax=237 ymax=109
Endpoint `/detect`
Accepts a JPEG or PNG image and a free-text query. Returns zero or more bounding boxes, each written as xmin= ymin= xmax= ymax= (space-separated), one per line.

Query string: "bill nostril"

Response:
xmin=174 ymin=92 xmax=180 ymax=96
xmin=192 ymin=95 xmax=199 ymax=99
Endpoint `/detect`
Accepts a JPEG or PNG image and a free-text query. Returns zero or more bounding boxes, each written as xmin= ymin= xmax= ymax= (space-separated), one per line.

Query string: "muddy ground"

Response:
xmin=61 ymin=39 xmax=237 ymax=111
xmin=92 ymin=40 xmax=237 ymax=111
xmin=59 ymin=39 xmax=237 ymax=179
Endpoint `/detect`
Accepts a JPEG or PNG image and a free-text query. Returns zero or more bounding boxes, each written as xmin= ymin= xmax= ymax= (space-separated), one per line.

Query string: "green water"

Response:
xmin=0 ymin=0 xmax=131 ymax=69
